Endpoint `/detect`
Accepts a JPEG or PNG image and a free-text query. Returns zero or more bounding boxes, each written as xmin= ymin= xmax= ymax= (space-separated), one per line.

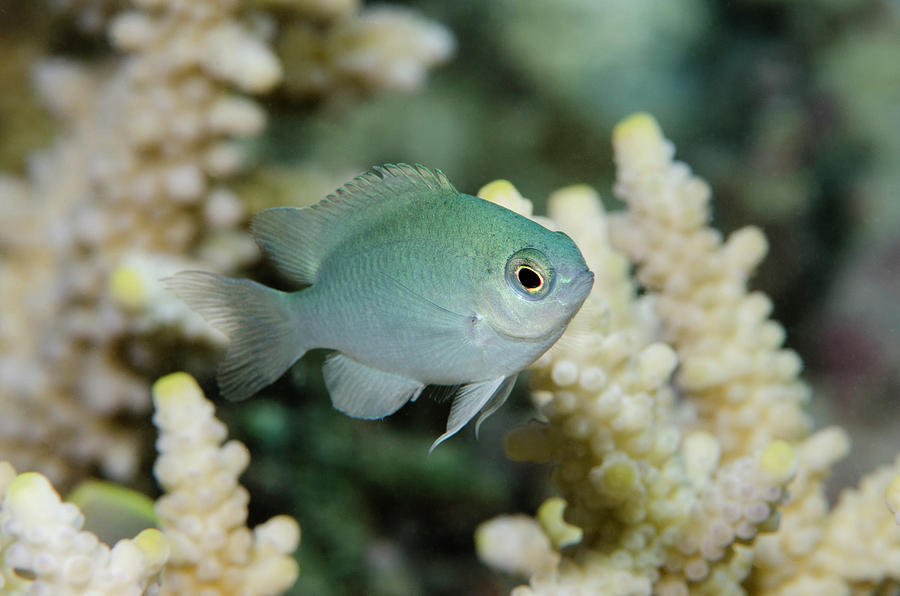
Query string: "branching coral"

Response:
xmin=152 ymin=372 xmax=300 ymax=595
xmin=608 ymin=114 xmax=812 ymax=460
xmin=277 ymin=4 xmax=455 ymax=99
xmin=751 ymin=452 xmax=900 ymax=595
xmin=0 ymin=0 xmax=455 ymax=490
xmin=0 ymin=372 xmax=299 ymax=596
xmin=0 ymin=466 xmax=168 ymax=596
xmin=0 ymin=2 xmax=452 ymax=590
xmin=477 ymin=114 xmax=900 ymax=595
xmin=0 ymin=0 xmax=281 ymax=486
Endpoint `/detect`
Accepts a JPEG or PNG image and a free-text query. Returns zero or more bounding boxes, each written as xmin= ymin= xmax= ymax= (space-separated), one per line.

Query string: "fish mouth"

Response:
xmin=560 ymin=269 xmax=594 ymax=308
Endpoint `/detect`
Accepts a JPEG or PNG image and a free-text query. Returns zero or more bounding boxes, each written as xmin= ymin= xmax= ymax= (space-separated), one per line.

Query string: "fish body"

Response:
xmin=169 ymin=165 xmax=593 ymax=448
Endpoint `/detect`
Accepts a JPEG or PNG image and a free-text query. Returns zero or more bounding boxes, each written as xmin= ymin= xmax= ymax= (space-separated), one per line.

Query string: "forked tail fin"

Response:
xmin=164 ymin=271 xmax=307 ymax=401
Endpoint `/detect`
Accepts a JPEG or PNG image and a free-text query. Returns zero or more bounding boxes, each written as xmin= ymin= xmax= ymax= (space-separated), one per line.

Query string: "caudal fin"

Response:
xmin=164 ymin=271 xmax=306 ymax=401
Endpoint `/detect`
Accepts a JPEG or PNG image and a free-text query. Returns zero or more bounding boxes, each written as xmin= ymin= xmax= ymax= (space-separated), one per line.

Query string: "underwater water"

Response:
xmin=1 ymin=1 xmax=899 ymax=594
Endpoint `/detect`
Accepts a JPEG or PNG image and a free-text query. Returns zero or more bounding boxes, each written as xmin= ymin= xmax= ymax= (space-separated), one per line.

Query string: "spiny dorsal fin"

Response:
xmin=350 ymin=164 xmax=455 ymax=198
xmin=251 ymin=164 xmax=456 ymax=285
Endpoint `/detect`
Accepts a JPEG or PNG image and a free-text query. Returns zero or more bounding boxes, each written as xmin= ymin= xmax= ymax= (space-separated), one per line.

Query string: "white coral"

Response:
xmin=0 ymin=465 xmax=168 ymax=596
xmin=477 ymin=114 xmax=894 ymax=596
xmin=151 ymin=372 xmax=300 ymax=596
xmin=0 ymin=371 xmax=300 ymax=595
xmin=0 ymin=0 xmax=280 ymax=486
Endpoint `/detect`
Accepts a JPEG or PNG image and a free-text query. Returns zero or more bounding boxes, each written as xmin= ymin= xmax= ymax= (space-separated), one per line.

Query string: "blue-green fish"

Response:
xmin=168 ymin=165 xmax=593 ymax=449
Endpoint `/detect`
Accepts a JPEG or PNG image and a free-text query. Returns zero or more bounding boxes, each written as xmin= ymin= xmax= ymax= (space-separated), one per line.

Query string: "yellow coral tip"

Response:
xmin=886 ymin=474 xmax=900 ymax=524
xmin=5 ymin=472 xmax=59 ymax=520
xmin=134 ymin=528 xmax=170 ymax=568
xmin=537 ymin=497 xmax=582 ymax=549
xmin=152 ymin=372 xmax=201 ymax=406
xmin=8 ymin=472 xmax=51 ymax=498
xmin=549 ymin=184 xmax=598 ymax=205
xmin=109 ymin=266 xmax=146 ymax=310
xmin=547 ymin=184 xmax=603 ymax=219
xmin=477 ymin=179 xmax=534 ymax=216
xmin=477 ymin=179 xmax=519 ymax=203
xmin=759 ymin=440 xmax=797 ymax=484
xmin=612 ymin=112 xmax=662 ymax=145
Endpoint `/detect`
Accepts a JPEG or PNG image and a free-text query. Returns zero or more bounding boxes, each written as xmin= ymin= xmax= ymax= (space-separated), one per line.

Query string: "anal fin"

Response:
xmin=323 ymin=353 xmax=423 ymax=419
xmin=474 ymin=375 xmax=517 ymax=437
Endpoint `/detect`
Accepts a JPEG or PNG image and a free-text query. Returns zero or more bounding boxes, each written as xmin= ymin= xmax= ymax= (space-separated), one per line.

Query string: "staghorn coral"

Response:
xmin=0 ymin=465 xmax=168 ymax=596
xmin=0 ymin=0 xmax=280 ymax=486
xmin=0 ymin=0 xmax=456 ymax=491
xmin=277 ymin=5 xmax=455 ymax=100
xmin=1 ymin=1 xmax=454 ymax=589
xmin=0 ymin=372 xmax=299 ymax=596
xmin=750 ymin=453 xmax=900 ymax=595
xmin=608 ymin=113 xmax=813 ymax=461
xmin=480 ymin=182 xmax=797 ymax=595
xmin=152 ymin=372 xmax=300 ymax=596
xmin=477 ymin=114 xmax=900 ymax=595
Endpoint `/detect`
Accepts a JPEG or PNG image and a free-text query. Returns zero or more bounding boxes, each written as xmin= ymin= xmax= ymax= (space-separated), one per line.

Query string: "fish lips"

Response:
xmin=560 ymin=269 xmax=594 ymax=308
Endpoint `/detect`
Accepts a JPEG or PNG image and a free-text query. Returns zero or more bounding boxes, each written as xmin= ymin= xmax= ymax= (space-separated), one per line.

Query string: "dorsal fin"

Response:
xmin=250 ymin=164 xmax=456 ymax=285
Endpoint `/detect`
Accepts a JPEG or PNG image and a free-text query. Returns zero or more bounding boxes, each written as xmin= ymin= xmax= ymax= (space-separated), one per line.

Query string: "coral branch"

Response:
xmin=609 ymin=113 xmax=811 ymax=460
xmin=0 ymin=0 xmax=280 ymax=486
xmin=152 ymin=372 xmax=300 ymax=596
xmin=479 ymin=114 xmax=900 ymax=596
xmin=0 ymin=372 xmax=299 ymax=596
xmin=0 ymin=465 xmax=168 ymax=595
xmin=278 ymin=5 xmax=455 ymax=99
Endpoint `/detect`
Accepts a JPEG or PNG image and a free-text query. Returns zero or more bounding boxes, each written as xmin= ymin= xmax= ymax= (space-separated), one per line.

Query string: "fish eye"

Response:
xmin=506 ymin=248 xmax=554 ymax=300
xmin=515 ymin=265 xmax=543 ymax=292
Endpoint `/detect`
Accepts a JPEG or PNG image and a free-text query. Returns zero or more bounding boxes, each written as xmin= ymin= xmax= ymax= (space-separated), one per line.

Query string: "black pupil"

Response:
xmin=517 ymin=266 xmax=542 ymax=290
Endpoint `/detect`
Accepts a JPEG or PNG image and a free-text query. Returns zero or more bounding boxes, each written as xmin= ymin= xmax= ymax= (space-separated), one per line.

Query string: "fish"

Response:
xmin=167 ymin=164 xmax=594 ymax=449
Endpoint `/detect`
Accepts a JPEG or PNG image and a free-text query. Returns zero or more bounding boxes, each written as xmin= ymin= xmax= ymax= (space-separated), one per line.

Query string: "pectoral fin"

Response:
xmin=429 ymin=375 xmax=517 ymax=452
xmin=323 ymin=353 xmax=424 ymax=419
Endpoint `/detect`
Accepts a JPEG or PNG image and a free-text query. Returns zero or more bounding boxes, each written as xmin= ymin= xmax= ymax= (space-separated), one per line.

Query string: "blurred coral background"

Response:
xmin=1 ymin=1 xmax=899 ymax=594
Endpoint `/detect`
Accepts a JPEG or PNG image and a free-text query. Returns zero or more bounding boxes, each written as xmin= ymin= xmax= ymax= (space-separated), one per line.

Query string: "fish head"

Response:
xmin=479 ymin=226 xmax=593 ymax=344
